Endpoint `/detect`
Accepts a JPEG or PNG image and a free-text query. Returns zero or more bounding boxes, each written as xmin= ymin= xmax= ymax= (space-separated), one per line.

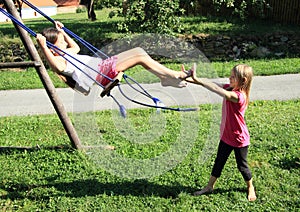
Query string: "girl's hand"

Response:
xmin=36 ymin=33 xmax=47 ymax=48
xmin=184 ymin=63 xmax=204 ymax=85
xmin=54 ymin=21 xmax=64 ymax=31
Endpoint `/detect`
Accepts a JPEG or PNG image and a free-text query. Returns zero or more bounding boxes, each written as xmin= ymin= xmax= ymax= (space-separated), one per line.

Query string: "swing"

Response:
xmin=20 ymin=0 xmax=124 ymax=97
xmin=1 ymin=1 xmax=199 ymax=117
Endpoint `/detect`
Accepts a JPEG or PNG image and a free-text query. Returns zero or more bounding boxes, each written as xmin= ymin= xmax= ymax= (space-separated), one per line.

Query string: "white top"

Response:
xmin=63 ymin=54 xmax=102 ymax=91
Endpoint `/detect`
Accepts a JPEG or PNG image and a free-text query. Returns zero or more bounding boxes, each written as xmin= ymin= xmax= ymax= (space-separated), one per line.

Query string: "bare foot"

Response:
xmin=160 ymin=76 xmax=188 ymax=88
xmin=193 ymin=186 xmax=213 ymax=196
xmin=160 ymin=66 xmax=190 ymax=88
xmin=248 ymin=186 xmax=257 ymax=201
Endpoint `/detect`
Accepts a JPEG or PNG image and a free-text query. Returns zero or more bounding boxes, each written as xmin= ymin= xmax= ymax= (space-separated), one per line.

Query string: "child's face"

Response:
xmin=229 ymin=70 xmax=238 ymax=88
xmin=53 ymin=33 xmax=67 ymax=50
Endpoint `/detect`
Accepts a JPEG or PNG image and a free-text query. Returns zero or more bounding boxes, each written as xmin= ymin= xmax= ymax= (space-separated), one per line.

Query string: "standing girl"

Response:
xmin=186 ymin=64 xmax=257 ymax=201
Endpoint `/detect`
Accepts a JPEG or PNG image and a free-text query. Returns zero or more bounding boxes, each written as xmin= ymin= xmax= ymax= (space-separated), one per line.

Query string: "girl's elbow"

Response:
xmin=52 ymin=64 xmax=66 ymax=73
xmin=75 ymin=46 xmax=80 ymax=53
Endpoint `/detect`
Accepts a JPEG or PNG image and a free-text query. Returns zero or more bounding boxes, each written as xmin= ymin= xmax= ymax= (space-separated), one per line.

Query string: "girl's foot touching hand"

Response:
xmin=160 ymin=63 xmax=198 ymax=88
xmin=160 ymin=65 xmax=190 ymax=88
xmin=183 ymin=63 xmax=198 ymax=84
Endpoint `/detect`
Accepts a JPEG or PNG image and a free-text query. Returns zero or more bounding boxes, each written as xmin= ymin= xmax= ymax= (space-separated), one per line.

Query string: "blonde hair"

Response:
xmin=232 ymin=64 xmax=253 ymax=105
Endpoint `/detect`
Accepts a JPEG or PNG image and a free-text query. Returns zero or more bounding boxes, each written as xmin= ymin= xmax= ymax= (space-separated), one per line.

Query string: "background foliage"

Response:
xmin=211 ymin=0 xmax=269 ymax=19
xmin=95 ymin=0 xmax=270 ymax=34
xmin=108 ymin=0 xmax=184 ymax=34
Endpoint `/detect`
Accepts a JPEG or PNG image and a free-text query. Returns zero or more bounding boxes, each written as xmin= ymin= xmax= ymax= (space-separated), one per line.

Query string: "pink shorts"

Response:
xmin=95 ymin=56 xmax=118 ymax=87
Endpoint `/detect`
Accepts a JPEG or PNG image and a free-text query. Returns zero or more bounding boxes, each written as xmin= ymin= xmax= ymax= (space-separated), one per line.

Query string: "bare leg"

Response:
xmin=115 ymin=47 xmax=189 ymax=88
xmin=194 ymin=176 xmax=217 ymax=196
xmin=246 ymin=178 xmax=257 ymax=201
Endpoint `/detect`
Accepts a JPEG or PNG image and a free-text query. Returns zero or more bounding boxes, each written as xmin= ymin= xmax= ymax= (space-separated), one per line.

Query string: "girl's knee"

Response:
xmin=132 ymin=47 xmax=147 ymax=55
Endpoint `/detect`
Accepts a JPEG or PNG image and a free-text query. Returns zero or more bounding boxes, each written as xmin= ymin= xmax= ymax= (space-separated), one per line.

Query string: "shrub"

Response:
xmin=110 ymin=0 xmax=184 ymax=34
xmin=94 ymin=0 xmax=123 ymax=9
xmin=212 ymin=0 xmax=270 ymax=20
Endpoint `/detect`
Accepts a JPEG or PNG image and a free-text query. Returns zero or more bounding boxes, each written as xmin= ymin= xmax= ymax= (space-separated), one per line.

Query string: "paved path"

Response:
xmin=0 ymin=74 xmax=299 ymax=117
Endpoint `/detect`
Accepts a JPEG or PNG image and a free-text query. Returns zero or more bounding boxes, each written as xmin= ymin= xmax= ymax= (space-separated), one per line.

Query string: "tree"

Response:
xmin=111 ymin=0 xmax=184 ymax=34
xmin=0 ymin=0 xmax=22 ymax=17
xmin=212 ymin=0 xmax=269 ymax=20
xmin=80 ymin=0 xmax=96 ymax=21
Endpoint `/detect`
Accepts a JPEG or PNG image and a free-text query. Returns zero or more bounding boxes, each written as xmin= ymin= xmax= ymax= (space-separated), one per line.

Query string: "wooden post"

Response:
xmin=3 ymin=0 xmax=82 ymax=149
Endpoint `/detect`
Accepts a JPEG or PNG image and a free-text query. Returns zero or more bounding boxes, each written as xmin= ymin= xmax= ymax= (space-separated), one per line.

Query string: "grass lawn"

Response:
xmin=0 ymin=100 xmax=299 ymax=211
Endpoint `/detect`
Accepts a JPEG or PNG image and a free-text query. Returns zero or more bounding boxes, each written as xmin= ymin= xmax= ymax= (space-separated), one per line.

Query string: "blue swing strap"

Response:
xmin=21 ymin=0 xmax=109 ymax=59
xmin=123 ymin=74 xmax=154 ymax=99
xmin=117 ymin=82 xmax=199 ymax=112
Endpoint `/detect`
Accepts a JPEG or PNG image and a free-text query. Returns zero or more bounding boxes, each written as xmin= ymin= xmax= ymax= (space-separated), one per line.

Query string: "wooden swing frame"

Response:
xmin=1 ymin=0 xmax=82 ymax=149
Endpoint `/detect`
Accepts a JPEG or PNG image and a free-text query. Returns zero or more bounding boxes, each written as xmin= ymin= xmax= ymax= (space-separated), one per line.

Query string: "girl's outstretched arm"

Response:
xmin=188 ymin=64 xmax=239 ymax=103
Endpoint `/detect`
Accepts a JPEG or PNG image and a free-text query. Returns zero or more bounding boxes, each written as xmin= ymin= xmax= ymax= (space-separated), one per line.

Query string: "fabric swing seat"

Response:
xmin=56 ymin=71 xmax=123 ymax=97
xmin=56 ymin=54 xmax=122 ymax=96
xmin=100 ymin=72 xmax=123 ymax=97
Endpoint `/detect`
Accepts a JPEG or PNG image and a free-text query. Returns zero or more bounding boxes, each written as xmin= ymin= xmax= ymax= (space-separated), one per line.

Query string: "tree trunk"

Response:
xmin=80 ymin=0 xmax=96 ymax=21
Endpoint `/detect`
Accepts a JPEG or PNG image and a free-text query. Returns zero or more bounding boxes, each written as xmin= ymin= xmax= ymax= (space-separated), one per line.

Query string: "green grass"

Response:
xmin=0 ymin=100 xmax=299 ymax=211
xmin=0 ymin=9 xmax=123 ymax=42
xmin=181 ymin=15 xmax=300 ymax=35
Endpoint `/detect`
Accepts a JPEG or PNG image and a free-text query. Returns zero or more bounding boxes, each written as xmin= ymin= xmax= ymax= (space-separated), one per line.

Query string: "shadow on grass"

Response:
xmin=0 ymin=179 xmax=196 ymax=200
xmin=0 ymin=179 xmax=260 ymax=202
xmin=192 ymin=187 xmax=248 ymax=197
xmin=0 ymin=144 xmax=73 ymax=154
xmin=276 ymin=157 xmax=300 ymax=170
xmin=0 ymin=146 xmax=196 ymax=199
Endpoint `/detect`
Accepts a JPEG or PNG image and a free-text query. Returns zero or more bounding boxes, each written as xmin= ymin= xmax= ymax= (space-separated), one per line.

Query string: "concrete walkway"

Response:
xmin=0 ymin=74 xmax=299 ymax=117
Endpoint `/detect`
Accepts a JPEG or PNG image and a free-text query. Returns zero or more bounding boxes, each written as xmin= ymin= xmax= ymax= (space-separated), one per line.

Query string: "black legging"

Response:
xmin=211 ymin=140 xmax=252 ymax=181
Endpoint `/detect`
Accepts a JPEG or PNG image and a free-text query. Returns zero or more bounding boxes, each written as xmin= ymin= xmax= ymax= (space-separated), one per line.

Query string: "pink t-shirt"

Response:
xmin=220 ymin=85 xmax=250 ymax=147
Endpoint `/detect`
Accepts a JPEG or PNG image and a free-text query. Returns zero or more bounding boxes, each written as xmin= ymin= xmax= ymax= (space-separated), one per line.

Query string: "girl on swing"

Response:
xmin=36 ymin=21 xmax=194 ymax=94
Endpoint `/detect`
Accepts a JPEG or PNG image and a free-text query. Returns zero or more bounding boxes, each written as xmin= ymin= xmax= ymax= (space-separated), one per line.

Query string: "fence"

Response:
xmin=181 ymin=0 xmax=300 ymax=25
xmin=266 ymin=0 xmax=300 ymax=24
